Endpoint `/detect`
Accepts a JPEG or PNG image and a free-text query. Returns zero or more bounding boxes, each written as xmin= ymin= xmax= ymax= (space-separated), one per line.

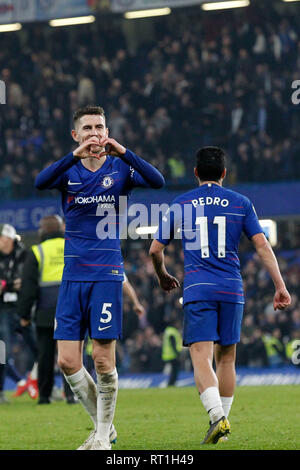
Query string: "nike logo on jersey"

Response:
xmin=68 ymin=180 xmax=82 ymax=185
xmin=98 ymin=325 xmax=112 ymax=331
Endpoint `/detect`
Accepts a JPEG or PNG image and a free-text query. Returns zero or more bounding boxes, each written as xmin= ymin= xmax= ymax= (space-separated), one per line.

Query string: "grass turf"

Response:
xmin=0 ymin=385 xmax=299 ymax=450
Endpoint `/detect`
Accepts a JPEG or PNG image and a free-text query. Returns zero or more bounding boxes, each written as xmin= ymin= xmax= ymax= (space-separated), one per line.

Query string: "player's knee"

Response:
xmin=57 ymin=355 xmax=81 ymax=375
xmin=218 ymin=355 xmax=235 ymax=366
xmin=218 ymin=345 xmax=236 ymax=364
xmin=57 ymin=356 xmax=70 ymax=373
xmin=92 ymin=352 xmax=114 ymax=374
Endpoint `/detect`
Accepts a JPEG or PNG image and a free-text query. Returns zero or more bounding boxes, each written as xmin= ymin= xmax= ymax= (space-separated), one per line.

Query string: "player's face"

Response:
xmin=72 ymin=114 xmax=109 ymax=145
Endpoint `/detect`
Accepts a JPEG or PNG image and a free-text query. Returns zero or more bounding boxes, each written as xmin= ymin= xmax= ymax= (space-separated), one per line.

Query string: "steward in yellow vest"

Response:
xmin=262 ymin=330 xmax=285 ymax=367
xmin=162 ymin=326 xmax=183 ymax=362
xmin=19 ymin=216 xmax=65 ymax=327
xmin=18 ymin=215 xmax=75 ymax=404
xmin=162 ymin=319 xmax=183 ymax=386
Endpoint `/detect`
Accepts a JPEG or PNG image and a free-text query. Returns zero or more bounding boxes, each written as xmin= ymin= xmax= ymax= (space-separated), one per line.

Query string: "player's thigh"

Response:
xmin=89 ymin=281 xmax=123 ymax=341
xmin=92 ymin=338 xmax=116 ymax=373
xmin=218 ymin=302 xmax=244 ymax=346
xmin=57 ymin=339 xmax=84 ymax=373
xmin=183 ymin=301 xmax=219 ymax=346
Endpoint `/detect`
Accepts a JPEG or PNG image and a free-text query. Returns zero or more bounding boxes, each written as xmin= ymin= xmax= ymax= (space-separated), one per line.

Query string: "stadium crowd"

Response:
xmin=1 ymin=3 xmax=300 ymax=200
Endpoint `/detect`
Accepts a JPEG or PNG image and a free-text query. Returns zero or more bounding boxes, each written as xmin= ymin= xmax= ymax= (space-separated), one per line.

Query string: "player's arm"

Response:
xmin=35 ymin=137 xmax=101 ymax=190
xmin=149 ymin=240 xmax=180 ymax=292
xmin=123 ymin=276 xmax=146 ymax=317
xmin=97 ymin=137 xmax=165 ymax=189
xmin=251 ymin=233 xmax=291 ymax=311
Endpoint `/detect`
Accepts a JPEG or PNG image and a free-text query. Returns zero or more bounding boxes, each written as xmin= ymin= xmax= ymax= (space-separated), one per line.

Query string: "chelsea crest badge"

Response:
xmin=101 ymin=176 xmax=114 ymax=189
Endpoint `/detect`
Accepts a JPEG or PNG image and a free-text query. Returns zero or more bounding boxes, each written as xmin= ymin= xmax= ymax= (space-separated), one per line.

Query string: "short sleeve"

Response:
xmin=243 ymin=199 xmax=264 ymax=239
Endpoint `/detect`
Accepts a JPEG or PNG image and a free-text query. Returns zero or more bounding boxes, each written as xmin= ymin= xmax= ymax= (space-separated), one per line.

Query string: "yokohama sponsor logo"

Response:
xmin=74 ymin=195 xmax=116 ymax=204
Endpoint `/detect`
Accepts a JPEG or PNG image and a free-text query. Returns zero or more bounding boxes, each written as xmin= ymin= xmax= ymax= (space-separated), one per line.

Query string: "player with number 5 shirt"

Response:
xmin=35 ymin=105 xmax=164 ymax=450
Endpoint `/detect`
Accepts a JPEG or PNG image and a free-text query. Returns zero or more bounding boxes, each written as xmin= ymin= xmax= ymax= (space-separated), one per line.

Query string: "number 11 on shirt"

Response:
xmin=195 ymin=216 xmax=226 ymax=259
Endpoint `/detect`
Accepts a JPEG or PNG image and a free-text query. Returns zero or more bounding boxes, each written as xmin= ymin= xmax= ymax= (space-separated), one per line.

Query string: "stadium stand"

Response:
xmin=1 ymin=3 xmax=300 ymax=200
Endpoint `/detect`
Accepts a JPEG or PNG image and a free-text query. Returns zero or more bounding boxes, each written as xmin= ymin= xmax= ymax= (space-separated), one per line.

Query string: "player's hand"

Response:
xmin=73 ymin=137 xmax=104 ymax=159
xmin=97 ymin=137 xmax=126 ymax=158
xmin=20 ymin=318 xmax=30 ymax=327
xmin=273 ymin=287 xmax=291 ymax=311
xmin=158 ymin=273 xmax=180 ymax=292
xmin=133 ymin=302 xmax=146 ymax=317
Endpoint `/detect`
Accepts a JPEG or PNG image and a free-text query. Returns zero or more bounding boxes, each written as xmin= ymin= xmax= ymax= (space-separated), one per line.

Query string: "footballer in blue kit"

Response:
xmin=35 ymin=105 xmax=164 ymax=450
xmin=150 ymin=146 xmax=291 ymax=445
xmin=155 ymin=181 xmax=263 ymax=346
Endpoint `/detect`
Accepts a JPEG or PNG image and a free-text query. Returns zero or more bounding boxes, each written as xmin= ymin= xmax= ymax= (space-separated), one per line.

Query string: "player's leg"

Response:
xmin=92 ymin=339 xmax=118 ymax=449
xmin=57 ymin=339 xmax=84 ymax=375
xmin=54 ymin=281 xmax=98 ymax=441
xmin=57 ymin=339 xmax=99 ymax=442
xmin=190 ymin=341 xmax=224 ymax=420
xmin=216 ymin=302 xmax=244 ymax=421
xmin=88 ymin=281 xmax=122 ymax=450
xmin=190 ymin=341 xmax=217 ymax=392
xmin=214 ymin=343 xmax=236 ymax=419
xmin=189 ymin=341 xmax=230 ymax=444
xmin=183 ymin=302 xmax=229 ymax=444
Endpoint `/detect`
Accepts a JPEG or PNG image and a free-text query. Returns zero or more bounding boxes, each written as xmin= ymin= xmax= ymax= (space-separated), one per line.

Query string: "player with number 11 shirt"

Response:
xmin=149 ymin=146 xmax=290 ymax=445
xmin=35 ymin=105 xmax=164 ymax=450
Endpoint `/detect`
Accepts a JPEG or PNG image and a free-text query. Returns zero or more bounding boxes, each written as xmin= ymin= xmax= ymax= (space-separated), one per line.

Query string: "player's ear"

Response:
xmin=222 ymin=168 xmax=227 ymax=180
xmin=194 ymin=167 xmax=199 ymax=179
xmin=71 ymin=129 xmax=79 ymax=142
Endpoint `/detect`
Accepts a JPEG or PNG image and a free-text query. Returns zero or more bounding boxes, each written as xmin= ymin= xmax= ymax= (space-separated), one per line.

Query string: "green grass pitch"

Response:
xmin=0 ymin=385 xmax=299 ymax=450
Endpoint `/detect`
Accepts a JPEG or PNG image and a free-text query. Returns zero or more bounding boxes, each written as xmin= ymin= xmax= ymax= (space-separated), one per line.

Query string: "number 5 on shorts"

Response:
xmin=100 ymin=303 xmax=112 ymax=324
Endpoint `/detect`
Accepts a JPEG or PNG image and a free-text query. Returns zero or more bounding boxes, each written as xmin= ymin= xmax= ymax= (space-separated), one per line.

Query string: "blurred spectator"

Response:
xmin=246 ymin=328 xmax=269 ymax=368
xmin=0 ymin=224 xmax=37 ymax=403
xmin=162 ymin=318 xmax=182 ymax=386
xmin=262 ymin=328 xmax=286 ymax=368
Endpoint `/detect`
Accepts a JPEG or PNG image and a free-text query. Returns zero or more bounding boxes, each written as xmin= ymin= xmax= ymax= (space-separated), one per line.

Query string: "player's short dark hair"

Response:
xmin=73 ymin=105 xmax=105 ymax=126
xmin=196 ymin=146 xmax=226 ymax=182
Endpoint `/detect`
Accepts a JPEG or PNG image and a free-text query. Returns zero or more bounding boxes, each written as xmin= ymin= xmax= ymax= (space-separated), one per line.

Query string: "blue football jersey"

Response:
xmin=35 ymin=149 xmax=164 ymax=282
xmin=156 ymin=183 xmax=263 ymax=305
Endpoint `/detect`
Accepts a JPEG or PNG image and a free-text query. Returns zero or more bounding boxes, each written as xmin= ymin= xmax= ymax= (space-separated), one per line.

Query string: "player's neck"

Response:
xmin=199 ymin=180 xmax=222 ymax=187
xmin=81 ymin=156 xmax=107 ymax=172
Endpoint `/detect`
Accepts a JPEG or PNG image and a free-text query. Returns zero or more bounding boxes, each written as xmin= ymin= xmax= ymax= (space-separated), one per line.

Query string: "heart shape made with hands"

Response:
xmin=90 ymin=144 xmax=102 ymax=154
